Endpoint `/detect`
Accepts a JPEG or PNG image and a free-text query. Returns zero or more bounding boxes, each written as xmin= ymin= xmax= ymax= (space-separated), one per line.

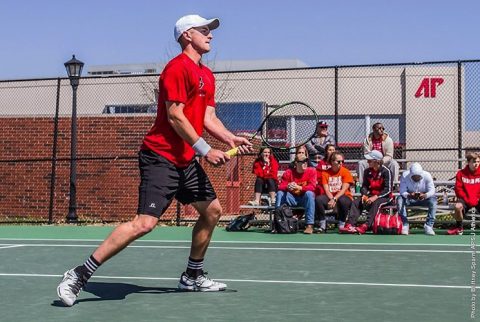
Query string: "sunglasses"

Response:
xmin=334 ymin=160 xmax=344 ymax=164
xmin=296 ymin=160 xmax=308 ymax=164
xmin=374 ymin=127 xmax=385 ymax=130
xmin=191 ymin=27 xmax=211 ymax=36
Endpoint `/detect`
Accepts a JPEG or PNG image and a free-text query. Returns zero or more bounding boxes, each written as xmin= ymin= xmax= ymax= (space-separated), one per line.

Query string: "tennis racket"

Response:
xmin=226 ymin=101 xmax=318 ymax=156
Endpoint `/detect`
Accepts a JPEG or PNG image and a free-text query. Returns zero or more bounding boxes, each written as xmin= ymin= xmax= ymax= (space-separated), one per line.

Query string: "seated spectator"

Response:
xmin=316 ymin=144 xmax=336 ymax=170
xmin=397 ymin=163 xmax=437 ymax=236
xmin=448 ymin=152 xmax=480 ymax=235
xmin=306 ymin=121 xmax=335 ymax=163
xmin=315 ymin=152 xmax=353 ymax=233
xmin=314 ymin=144 xmax=336 ymax=195
xmin=289 ymin=146 xmax=314 ymax=169
xmin=276 ymin=145 xmax=317 ymax=234
xmin=340 ymin=150 xmax=393 ymax=234
xmin=357 ymin=122 xmax=399 ymax=186
xmin=248 ymin=147 xmax=279 ymax=206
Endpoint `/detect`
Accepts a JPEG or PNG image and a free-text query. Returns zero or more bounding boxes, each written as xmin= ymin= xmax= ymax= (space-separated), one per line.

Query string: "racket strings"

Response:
xmin=261 ymin=102 xmax=318 ymax=149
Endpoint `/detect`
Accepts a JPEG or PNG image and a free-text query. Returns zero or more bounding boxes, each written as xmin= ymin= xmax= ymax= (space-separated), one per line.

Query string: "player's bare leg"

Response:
xmin=93 ymin=214 xmax=159 ymax=262
xmin=57 ymin=214 xmax=158 ymax=306
xmin=178 ymin=199 xmax=227 ymax=291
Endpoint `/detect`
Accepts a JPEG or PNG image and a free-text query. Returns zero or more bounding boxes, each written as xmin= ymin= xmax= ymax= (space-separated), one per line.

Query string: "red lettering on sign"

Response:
xmin=415 ymin=77 xmax=444 ymax=98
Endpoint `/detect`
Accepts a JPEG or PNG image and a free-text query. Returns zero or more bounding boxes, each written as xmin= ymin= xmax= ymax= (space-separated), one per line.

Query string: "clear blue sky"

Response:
xmin=0 ymin=0 xmax=479 ymax=79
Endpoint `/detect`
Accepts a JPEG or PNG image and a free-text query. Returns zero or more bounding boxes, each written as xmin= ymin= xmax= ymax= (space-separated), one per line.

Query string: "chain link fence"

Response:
xmin=0 ymin=60 xmax=479 ymax=224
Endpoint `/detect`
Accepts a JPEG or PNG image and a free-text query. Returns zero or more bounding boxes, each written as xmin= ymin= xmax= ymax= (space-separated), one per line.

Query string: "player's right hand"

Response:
xmin=205 ymin=148 xmax=230 ymax=167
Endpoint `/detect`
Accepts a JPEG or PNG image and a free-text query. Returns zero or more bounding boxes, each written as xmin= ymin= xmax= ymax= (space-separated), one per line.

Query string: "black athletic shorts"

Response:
xmin=137 ymin=149 xmax=217 ymax=217
xmin=456 ymin=198 xmax=480 ymax=219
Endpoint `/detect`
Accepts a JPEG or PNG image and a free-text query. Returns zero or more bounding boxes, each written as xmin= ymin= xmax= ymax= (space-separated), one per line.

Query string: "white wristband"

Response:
xmin=192 ymin=137 xmax=212 ymax=157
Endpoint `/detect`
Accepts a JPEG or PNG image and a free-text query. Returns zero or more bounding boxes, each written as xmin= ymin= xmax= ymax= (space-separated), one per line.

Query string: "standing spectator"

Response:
xmin=397 ymin=163 xmax=437 ymax=235
xmin=276 ymin=146 xmax=317 ymax=234
xmin=306 ymin=121 xmax=335 ymax=163
xmin=340 ymin=150 xmax=393 ymax=234
xmin=315 ymin=152 xmax=354 ymax=233
xmin=314 ymin=144 xmax=336 ymax=195
xmin=248 ymin=147 xmax=279 ymax=206
xmin=357 ymin=122 xmax=399 ymax=186
xmin=448 ymin=152 xmax=480 ymax=235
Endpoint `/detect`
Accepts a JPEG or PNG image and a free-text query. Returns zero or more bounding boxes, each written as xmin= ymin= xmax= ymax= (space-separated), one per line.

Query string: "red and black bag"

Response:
xmin=373 ymin=206 xmax=402 ymax=235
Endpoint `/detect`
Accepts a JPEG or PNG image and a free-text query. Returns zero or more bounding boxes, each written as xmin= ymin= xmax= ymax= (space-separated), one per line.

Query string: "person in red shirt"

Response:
xmin=448 ymin=152 xmax=480 ymax=235
xmin=249 ymin=147 xmax=279 ymax=206
xmin=57 ymin=14 xmax=252 ymax=306
xmin=315 ymin=152 xmax=354 ymax=233
xmin=340 ymin=150 xmax=393 ymax=234
xmin=275 ymin=146 xmax=317 ymax=234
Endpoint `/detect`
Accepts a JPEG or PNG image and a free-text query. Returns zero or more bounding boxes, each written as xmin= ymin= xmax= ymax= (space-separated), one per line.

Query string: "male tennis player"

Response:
xmin=57 ymin=14 xmax=252 ymax=306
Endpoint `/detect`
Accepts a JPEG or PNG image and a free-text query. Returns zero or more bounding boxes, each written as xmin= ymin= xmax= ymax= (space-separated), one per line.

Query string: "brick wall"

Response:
xmin=0 ymin=115 xmax=257 ymax=223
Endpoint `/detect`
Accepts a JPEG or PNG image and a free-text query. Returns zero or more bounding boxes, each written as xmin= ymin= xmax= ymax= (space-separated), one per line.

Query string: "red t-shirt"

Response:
xmin=141 ymin=53 xmax=216 ymax=167
xmin=372 ymin=136 xmax=383 ymax=154
xmin=315 ymin=160 xmax=331 ymax=195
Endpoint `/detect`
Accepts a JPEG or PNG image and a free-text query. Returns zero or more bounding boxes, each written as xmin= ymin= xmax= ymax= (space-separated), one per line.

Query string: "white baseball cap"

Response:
xmin=364 ymin=150 xmax=383 ymax=160
xmin=174 ymin=14 xmax=220 ymax=41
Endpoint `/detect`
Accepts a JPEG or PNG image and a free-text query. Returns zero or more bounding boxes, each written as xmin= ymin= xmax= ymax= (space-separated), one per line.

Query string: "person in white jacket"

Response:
xmin=397 ymin=163 xmax=437 ymax=235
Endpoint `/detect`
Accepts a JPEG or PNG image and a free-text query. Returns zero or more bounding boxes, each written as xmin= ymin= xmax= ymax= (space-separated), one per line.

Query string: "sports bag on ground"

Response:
xmin=373 ymin=206 xmax=402 ymax=235
xmin=226 ymin=213 xmax=256 ymax=232
xmin=272 ymin=204 xmax=298 ymax=234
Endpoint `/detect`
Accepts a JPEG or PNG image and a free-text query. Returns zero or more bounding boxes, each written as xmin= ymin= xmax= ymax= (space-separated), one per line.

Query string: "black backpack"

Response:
xmin=226 ymin=213 xmax=256 ymax=232
xmin=272 ymin=204 xmax=298 ymax=234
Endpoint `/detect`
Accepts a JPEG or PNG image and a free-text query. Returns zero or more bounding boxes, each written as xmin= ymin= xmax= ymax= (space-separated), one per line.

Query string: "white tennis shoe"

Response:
xmin=57 ymin=268 xmax=87 ymax=306
xmin=424 ymin=224 xmax=435 ymax=236
xmin=178 ymin=272 xmax=227 ymax=292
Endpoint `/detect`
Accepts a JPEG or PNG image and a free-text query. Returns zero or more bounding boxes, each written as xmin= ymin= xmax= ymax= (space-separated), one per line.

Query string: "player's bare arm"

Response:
xmin=166 ymin=101 xmax=229 ymax=166
xmin=203 ymin=105 xmax=252 ymax=154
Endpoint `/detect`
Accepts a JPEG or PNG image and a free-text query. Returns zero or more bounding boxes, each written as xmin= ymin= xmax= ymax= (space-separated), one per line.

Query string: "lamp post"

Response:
xmin=64 ymin=55 xmax=84 ymax=223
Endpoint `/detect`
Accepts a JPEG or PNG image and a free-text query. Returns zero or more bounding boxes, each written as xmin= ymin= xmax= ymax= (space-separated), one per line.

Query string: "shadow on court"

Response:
xmin=51 ymin=282 xmax=238 ymax=307
xmin=51 ymin=282 xmax=182 ymax=307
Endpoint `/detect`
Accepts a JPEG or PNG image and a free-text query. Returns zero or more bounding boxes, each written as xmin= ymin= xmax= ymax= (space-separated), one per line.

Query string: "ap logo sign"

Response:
xmin=415 ymin=77 xmax=444 ymax=98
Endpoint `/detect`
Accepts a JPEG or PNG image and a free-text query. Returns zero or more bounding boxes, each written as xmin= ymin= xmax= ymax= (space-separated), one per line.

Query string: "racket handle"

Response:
xmin=226 ymin=147 xmax=239 ymax=157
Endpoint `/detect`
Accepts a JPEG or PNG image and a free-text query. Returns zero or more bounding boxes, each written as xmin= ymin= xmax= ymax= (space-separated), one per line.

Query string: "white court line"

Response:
xmin=0 ymin=238 xmax=472 ymax=247
xmin=0 ymin=243 xmax=476 ymax=253
xmin=0 ymin=245 xmax=24 ymax=250
xmin=0 ymin=273 xmax=477 ymax=290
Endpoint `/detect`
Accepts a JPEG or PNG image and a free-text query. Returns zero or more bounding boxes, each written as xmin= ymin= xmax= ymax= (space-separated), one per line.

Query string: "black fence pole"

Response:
xmin=457 ymin=61 xmax=463 ymax=170
xmin=176 ymin=201 xmax=181 ymax=226
xmin=48 ymin=78 xmax=61 ymax=224
xmin=334 ymin=66 xmax=339 ymax=143
xmin=66 ymin=83 xmax=79 ymax=222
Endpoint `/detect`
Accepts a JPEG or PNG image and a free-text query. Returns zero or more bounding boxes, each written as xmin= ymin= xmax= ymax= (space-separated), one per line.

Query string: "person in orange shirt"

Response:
xmin=314 ymin=144 xmax=336 ymax=196
xmin=315 ymin=152 xmax=354 ymax=233
xmin=249 ymin=147 xmax=279 ymax=206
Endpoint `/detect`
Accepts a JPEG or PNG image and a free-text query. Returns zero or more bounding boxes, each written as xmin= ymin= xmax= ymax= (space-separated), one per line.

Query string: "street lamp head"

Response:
xmin=64 ymin=55 xmax=84 ymax=79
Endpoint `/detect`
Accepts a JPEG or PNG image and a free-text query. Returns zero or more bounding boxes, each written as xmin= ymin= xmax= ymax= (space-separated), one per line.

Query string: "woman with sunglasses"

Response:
xmin=314 ymin=144 xmax=336 ymax=195
xmin=275 ymin=145 xmax=317 ymax=234
xmin=315 ymin=152 xmax=354 ymax=233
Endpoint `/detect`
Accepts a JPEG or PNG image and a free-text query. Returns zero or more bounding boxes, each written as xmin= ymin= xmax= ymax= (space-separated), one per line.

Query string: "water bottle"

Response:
xmin=355 ymin=181 xmax=361 ymax=194
xmin=443 ymin=191 xmax=448 ymax=206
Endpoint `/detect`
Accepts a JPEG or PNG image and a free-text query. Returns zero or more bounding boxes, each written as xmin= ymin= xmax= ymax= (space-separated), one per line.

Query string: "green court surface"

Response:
xmin=0 ymin=225 xmax=478 ymax=322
